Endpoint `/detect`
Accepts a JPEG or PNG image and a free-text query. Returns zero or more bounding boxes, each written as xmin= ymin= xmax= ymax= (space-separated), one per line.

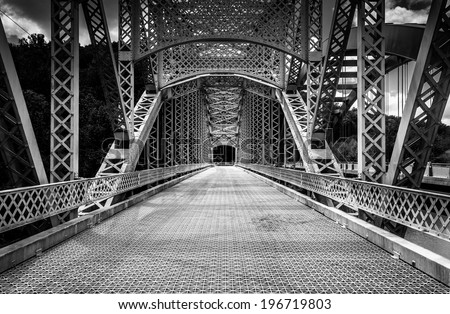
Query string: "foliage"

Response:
xmin=332 ymin=110 xmax=450 ymax=163
xmin=11 ymin=34 xmax=117 ymax=178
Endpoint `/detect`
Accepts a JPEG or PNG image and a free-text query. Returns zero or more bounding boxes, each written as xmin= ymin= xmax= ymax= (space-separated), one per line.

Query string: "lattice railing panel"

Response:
xmin=0 ymin=164 xmax=210 ymax=233
xmin=238 ymin=164 xmax=450 ymax=239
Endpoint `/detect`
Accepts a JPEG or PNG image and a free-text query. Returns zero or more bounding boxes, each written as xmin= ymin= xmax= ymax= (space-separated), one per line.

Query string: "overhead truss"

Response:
xmin=133 ymin=0 xmax=307 ymax=61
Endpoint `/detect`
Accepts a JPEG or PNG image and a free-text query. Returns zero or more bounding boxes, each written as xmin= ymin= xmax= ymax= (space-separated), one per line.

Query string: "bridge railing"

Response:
xmin=0 ymin=164 xmax=210 ymax=233
xmin=339 ymin=162 xmax=450 ymax=179
xmin=237 ymin=164 xmax=450 ymax=239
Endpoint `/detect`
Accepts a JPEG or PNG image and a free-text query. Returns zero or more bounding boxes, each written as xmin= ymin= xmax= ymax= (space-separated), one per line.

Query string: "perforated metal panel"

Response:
xmin=1 ymin=167 xmax=448 ymax=294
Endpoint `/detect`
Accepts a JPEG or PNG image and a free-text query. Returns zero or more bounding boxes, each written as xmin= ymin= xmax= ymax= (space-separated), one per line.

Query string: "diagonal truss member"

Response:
xmin=276 ymin=90 xmax=342 ymax=176
xmin=81 ymin=0 xmax=129 ymax=135
xmin=386 ymin=0 xmax=450 ymax=188
xmin=97 ymin=91 xmax=163 ymax=176
xmin=0 ymin=19 xmax=48 ymax=189
xmin=312 ymin=0 xmax=356 ymax=134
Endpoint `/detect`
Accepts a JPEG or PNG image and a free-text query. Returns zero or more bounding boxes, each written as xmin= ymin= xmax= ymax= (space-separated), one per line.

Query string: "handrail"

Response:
xmin=0 ymin=164 xmax=211 ymax=233
xmin=237 ymin=163 xmax=450 ymax=239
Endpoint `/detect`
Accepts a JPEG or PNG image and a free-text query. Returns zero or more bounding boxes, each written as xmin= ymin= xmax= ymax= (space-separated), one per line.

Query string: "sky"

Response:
xmin=0 ymin=0 xmax=448 ymax=123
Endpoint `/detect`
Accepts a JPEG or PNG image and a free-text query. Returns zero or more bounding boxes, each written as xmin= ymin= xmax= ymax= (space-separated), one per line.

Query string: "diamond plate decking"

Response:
xmin=1 ymin=166 xmax=449 ymax=293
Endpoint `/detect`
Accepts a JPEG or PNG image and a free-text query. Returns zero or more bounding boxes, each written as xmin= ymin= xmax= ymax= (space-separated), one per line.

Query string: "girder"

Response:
xmin=0 ymin=19 xmax=48 ymax=189
xmin=312 ymin=0 xmax=356 ymax=134
xmin=134 ymin=0 xmax=307 ymax=61
xmin=386 ymin=0 xmax=450 ymax=188
xmin=306 ymin=0 xmax=322 ymax=137
xmin=50 ymin=0 xmax=80 ymax=182
xmin=97 ymin=91 xmax=163 ymax=175
xmin=118 ymin=0 xmax=136 ymax=133
xmin=276 ymin=90 xmax=342 ymax=175
xmin=150 ymin=42 xmax=284 ymax=88
xmin=81 ymin=0 xmax=129 ymax=134
xmin=286 ymin=0 xmax=308 ymax=89
xmin=357 ymin=0 xmax=386 ymax=183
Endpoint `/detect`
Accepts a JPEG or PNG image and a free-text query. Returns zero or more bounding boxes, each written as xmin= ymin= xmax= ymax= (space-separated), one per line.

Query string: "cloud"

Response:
xmin=386 ymin=0 xmax=432 ymax=11
xmin=386 ymin=6 xmax=429 ymax=24
xmin=0 ymin=1 xmax=48 ymax=42
xmin=0 ymin=0 xmax=118 ymax=45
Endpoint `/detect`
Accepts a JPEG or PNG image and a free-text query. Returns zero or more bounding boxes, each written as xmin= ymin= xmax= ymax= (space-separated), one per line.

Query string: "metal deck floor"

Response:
xmin=1 ymin=166 xmax=449 ymax=293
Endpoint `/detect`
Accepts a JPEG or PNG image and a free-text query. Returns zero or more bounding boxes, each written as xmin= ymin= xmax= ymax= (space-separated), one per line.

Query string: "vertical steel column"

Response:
xmin=202 ymin=95 xmax=210 ymax=163
xmin=272 ymin=99 xmax=281 ymax=166
xmin=307 ymin=0 xmax=322 ymax=136
xmin=174 ymin=96 xmax=183 ymax=165
xmin=50 ymin=0 xmax=79 ymax=182
xmin=386 ymin=0 xmax=450 ymax=188
xmin=146 ymin=117 xmax=158 ymax=169
xmin=163 ymin=99 xmax=174 ymax=167
xmin=239 ymin=91 xmax=251 ymax=163
xmin=357 ymin=0 xmax=386 ymax=183
xmin=263 ymin=97 xmax=271 ymax=165
xmin=286 ymin=0 xmax=308 ymax=90
xmin=118 ymin=0 xmax=136 ymax=134
xmin=0 ymin=19 xmax=48 ymax=188
xmin=254 ymin=94 xmax=263 ymax=164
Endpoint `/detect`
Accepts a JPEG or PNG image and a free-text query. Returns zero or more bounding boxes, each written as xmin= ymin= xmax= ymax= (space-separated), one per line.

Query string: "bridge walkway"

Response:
xmin=0 ymin=167 xmax=449 ymax=293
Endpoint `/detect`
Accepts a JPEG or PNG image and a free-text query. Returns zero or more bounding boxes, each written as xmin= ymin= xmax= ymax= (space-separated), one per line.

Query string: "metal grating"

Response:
xmin=0 ymin=167 xmax=448 ymax=294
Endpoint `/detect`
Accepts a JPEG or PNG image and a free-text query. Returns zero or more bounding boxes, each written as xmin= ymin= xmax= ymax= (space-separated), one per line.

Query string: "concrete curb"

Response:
xmin=0 ymin=168 xmax=208 ymax=274
xmin=243 ymin=168 xmax=450 ymax=287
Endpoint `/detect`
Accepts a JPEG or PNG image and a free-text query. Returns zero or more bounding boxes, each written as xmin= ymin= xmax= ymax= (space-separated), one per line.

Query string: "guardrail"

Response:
xmin=237 ymin=163 xmax=450 ymax=239
xmin=339 ymin=162 xmax=450 ymax=179
xmin=0 ymin=164 xmax=211 ymax=233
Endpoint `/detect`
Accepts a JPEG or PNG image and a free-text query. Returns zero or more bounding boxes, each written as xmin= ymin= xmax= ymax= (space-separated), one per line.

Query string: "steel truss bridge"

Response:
xmin=1 ymin=0 xmax=450 ymax=292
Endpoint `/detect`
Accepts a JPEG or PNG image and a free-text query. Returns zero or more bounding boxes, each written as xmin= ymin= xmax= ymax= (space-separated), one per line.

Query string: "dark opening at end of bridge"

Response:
xmin=213 ymin=145 xmax=236 ymax=164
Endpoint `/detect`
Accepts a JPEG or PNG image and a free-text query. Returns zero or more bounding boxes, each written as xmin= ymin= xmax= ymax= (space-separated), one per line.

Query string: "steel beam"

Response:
xmin=386 ymin=0 xmax=450 ymax=188
xmin=306 ymin=0 xmax=322 ymax=137
xmin=50 ymin=0 xmax=79 ymax=182
xmin=357 ymin=0 xmax=386 ymax=183
xmin=81 ymin=0 xmax=129 ymax=135
xmin=0 ymin=19 xmax=48 ymax=189
xmin=277 ymin=89 xmax=343 ymax=176
xmin=277 ymin=90 xmax=316 ymax=173
xmin=118 ymin=0 xmax=137 ymax=134
xmin=313 ymin=0 xmax=356 ymax=134
xmin=97 ymin=91 xmax=163 ymax=175
xmin=286 ymin=0 xmax=308 ymax=90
